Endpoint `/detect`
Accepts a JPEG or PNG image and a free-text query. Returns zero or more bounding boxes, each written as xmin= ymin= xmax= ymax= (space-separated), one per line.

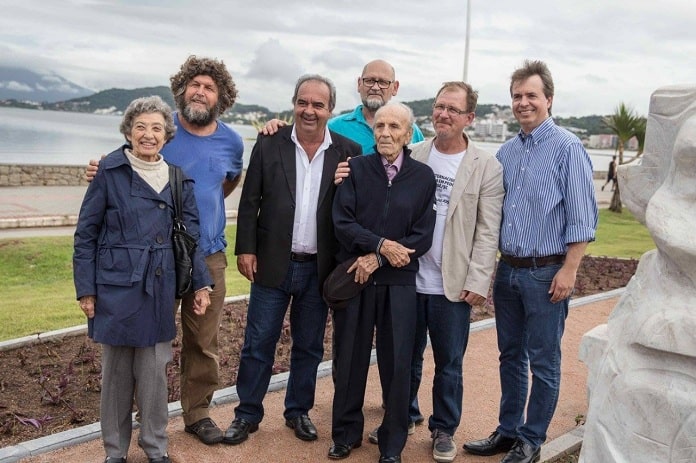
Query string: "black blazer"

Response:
xmin=235 ymin=125 xmax=361 ymax=291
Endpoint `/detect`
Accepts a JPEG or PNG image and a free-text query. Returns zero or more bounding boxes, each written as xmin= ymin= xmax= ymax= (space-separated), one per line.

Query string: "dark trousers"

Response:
xmin=332 ymin=284 xmax=416 ymax=458
xmin=234 ymin=260 xmax=328 ymax=423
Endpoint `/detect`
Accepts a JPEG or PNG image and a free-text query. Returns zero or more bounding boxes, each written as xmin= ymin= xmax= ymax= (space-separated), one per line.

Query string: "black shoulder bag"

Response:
xmin=169 ymin=165 xmax=197 ymax=299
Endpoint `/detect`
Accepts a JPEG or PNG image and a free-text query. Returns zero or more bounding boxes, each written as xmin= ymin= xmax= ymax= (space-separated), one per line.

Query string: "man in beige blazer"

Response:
xmin=407 ymin=81 xmax=504 ymax=462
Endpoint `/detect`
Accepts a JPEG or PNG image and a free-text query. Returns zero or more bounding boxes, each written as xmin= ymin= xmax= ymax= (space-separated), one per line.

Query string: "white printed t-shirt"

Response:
xmin=416 ymin=145 xmax=466 ymax=294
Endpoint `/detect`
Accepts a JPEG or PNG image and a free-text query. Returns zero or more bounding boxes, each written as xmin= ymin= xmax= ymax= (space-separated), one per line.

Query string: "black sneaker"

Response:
xmin=184 ymin=417 xmax=224 ymax=445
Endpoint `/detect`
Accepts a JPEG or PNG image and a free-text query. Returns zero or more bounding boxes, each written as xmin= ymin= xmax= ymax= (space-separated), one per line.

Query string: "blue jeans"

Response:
xmin=493 ymin=261 xmax=568 ymax=448
xmin=234 ymin=260 xmax=328 ymax=423
xmin=409 ymin=293 xmax=471 ymax=435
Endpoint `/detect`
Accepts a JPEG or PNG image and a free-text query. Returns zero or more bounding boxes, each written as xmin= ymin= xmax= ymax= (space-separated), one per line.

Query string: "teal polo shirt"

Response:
xmin=328 ymin=105 xmax=424 ymax=155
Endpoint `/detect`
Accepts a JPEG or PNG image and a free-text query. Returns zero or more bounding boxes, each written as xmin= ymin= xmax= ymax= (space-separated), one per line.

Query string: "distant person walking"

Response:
xmin=601 ymin=155 xmax=617 ymax=191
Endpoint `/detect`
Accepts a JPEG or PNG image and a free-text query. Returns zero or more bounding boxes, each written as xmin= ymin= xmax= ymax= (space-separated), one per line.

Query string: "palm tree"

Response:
xmin=625 ymin=116 xmax=647 ymax=161
xmin=603 ymin=103 xmax=640 ymax=212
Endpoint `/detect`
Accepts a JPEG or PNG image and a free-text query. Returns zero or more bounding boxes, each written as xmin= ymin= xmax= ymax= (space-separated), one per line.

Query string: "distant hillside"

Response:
xmin=43 ymin=86 xmax=176 ymax=113
xmin=0 ymin=66 xmax=92 ymax=103
xmin=0 ymin=71 xmax=610 ymax=136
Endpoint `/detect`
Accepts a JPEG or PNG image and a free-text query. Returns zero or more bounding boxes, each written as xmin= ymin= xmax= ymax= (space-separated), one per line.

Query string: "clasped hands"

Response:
xmin=348 ymin=239 xmax=415 ymax=284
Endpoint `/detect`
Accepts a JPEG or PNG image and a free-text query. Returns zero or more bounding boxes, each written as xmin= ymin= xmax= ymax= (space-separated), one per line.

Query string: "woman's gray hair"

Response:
xmin=119 ymin=95 xmax=176 ymax=143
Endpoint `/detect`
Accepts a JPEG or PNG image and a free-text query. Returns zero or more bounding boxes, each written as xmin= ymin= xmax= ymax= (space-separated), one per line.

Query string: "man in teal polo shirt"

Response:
xmin=328 ymin=59 xmax=424 ymax=154
xmin=261 ymin=60 xmax=423 ymax=153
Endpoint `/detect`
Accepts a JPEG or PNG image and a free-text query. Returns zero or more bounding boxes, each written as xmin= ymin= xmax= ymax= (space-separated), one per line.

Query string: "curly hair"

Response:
xmin=170 ymin=55 xmax=238 ymax=114
xmin=119 ymin=95 xmax=176 ymax=143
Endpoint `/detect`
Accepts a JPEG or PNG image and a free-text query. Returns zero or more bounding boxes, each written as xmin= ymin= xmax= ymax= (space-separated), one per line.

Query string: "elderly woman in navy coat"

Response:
xmin=73 ymin=95 xmax=212 ymax=463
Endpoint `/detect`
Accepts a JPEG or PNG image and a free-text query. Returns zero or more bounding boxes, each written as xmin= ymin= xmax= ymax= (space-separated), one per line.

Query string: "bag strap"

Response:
xmin=168 ymin=165 xmax=185 ymax=228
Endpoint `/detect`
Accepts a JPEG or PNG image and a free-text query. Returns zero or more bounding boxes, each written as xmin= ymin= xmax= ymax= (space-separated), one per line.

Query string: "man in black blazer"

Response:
xmin=224 ymin=74 xmax=361 ymax=445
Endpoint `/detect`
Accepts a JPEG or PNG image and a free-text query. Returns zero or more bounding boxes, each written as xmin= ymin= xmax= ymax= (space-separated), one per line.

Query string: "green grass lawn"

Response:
xmin=0 ymin=225 xmax=248 ymax=341
xmin=587 ymin=209 xmax=655 ymax=259
xmin=0 ymin=211 xmax=654 ymax=342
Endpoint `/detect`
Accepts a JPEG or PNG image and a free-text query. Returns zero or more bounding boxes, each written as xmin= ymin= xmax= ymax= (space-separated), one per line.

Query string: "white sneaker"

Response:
xmin=432 ymin=429 xmax=456 ymax=463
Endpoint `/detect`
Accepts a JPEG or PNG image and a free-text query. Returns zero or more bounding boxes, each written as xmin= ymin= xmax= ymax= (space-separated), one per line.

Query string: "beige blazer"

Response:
xmin=409 ymin=134 xmax=504 ymax=301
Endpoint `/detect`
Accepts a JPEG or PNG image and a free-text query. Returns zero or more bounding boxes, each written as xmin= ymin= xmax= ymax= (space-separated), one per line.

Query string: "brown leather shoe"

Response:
xmin=184 ymin=417 xmax=223 ymax=445
xmin=463 ymin=431 xmax=516 ymax=456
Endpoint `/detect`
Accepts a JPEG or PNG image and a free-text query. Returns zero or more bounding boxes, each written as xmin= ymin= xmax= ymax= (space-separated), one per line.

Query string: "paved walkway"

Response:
xmin=4 ymin=293 xmax=622 ymax=463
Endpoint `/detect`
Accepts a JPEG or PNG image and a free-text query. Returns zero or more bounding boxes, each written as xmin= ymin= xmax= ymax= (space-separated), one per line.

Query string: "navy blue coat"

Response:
xmin=73 ymin=146 xmax=212 ymax=347
xmin=333 ymin=147 xmax=437 ymax=286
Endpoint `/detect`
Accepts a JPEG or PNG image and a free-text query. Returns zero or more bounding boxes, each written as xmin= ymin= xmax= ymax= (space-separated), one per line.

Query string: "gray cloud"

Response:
xmin=245 ymin=39 xmax=304 ymax=81
xmin=1 ymin=0 xmax=694 ymax=115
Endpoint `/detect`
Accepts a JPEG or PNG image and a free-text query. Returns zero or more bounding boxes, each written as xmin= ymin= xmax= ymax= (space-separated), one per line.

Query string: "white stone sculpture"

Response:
xmin=580 ymin=85 xmax=696 ymax=463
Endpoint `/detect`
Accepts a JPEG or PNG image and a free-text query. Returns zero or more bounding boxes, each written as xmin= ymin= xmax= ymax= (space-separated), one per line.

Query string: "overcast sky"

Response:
xmin=2 ymin=0 xmax=694 ymax=116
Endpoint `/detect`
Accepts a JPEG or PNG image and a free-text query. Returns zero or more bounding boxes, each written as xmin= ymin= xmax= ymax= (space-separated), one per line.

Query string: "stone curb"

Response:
xmin=0 ymin=290 xmax=624 ymax=462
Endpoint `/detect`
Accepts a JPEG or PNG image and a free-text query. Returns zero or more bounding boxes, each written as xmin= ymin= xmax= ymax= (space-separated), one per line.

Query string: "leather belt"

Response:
xmin=500 ymin=254 xmax=565 ymax=268
xmin=290 ymin=252 xmax=317 ymax=262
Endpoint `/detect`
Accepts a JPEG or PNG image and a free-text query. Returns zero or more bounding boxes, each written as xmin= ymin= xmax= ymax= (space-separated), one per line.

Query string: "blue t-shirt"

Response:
xmin=328 ymin=105 xmax=424 ymax=155
xmin=162 ymin=113 xmax=244 ymax=256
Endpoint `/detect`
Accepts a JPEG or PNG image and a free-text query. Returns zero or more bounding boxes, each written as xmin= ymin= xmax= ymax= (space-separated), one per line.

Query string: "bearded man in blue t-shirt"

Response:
xmin=86 ymin=56 xmax=244 ymax=447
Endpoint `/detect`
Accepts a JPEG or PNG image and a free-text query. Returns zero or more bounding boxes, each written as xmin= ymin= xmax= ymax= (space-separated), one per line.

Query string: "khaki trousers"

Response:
xmin=179 ymin=251 xmax=227 ymax=425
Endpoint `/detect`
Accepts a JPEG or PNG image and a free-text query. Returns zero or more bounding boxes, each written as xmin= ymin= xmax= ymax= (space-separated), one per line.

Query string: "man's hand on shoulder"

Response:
xmin=260 ymin=119 xmax=288 ymax=136
xmin=85 ymin=155 xmax=106 ymax=183
xmin=334 ymin=159 xmax=352 ymax=185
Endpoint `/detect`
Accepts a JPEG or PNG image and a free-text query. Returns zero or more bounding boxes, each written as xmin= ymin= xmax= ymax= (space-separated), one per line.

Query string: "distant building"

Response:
xmin=588 ymin=134 xmax=617 ymax=149
xmin=473 ymin=114 xmax=508 ymax=141
xmin=588 ymin=134 xmax=639 ymax=151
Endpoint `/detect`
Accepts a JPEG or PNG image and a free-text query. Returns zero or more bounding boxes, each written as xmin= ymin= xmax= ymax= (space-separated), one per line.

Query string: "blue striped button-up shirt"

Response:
xmin=497 ymin=117 xmax=598 ymax=257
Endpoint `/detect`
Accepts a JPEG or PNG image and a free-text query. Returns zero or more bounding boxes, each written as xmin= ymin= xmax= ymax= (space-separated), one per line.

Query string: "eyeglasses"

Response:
xmin=361 ymin=78 xmax=393 ymax=89
xmin=432 ymin=104 xmax=469 ymax=116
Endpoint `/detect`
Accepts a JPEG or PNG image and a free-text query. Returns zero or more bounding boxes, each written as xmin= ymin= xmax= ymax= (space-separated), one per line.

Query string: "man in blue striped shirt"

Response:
xmin=463 ymin=60 xmax=597 ymax=463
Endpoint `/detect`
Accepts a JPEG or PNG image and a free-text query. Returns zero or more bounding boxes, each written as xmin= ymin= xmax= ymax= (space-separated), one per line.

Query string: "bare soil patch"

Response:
xmin=0 ymin=256 xmax=637 ymax=447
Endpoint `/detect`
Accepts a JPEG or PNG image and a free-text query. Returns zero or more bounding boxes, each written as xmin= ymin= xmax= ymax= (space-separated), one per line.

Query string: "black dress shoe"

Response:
xmin=104 ymin=458 xmax=126 ymax=463
xmin=328 ymin=441 xmax=362 ymax=460
xmin=463 ymin=431 xmax=516 ymax=456
xmin=222 ymin=417 xmax=259 ymax=445
xmin=148 ymin=457 xmax=171 ymax=463
xmin=378 ymin=456 xmax=401 ymax=463
xmin=285 ymin=414 xmax=318 ymax=441
xmin=500 ymin=440 xmax=540 ymax=463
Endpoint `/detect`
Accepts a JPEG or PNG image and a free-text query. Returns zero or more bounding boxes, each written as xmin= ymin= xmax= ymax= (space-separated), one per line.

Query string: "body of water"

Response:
xmin=0 ymin=107 xmax=617 ymax=171
xmin=0 ymin=107 xmax=259 ymax=168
